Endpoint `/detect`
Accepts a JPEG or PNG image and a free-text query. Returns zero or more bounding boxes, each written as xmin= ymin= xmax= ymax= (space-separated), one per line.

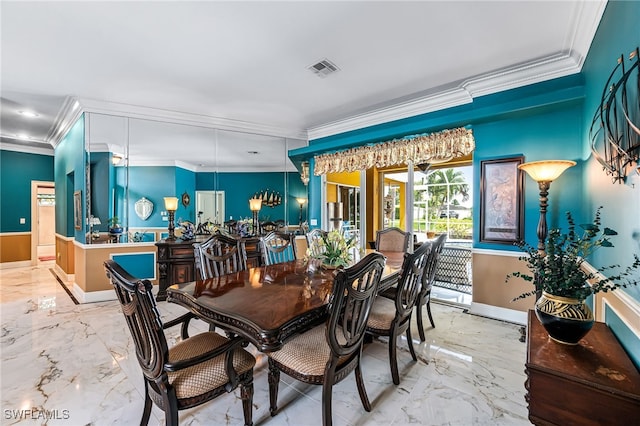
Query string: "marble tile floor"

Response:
xmin=1 ymin=262 xmax=530 ymax=425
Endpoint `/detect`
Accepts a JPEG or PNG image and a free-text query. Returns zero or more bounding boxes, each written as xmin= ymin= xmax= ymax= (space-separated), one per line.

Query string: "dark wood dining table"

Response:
xmin=166 ymin=250 xmax=404 ymax=352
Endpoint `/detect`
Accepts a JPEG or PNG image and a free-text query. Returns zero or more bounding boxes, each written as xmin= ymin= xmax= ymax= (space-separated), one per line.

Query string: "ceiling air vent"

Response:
xmin=308 ymin=59 xmax=339 ymax=78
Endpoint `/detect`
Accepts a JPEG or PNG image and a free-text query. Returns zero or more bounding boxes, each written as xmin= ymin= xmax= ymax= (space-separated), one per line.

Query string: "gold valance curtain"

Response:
xmin=314 ymin=127 xmax=475 ymax=175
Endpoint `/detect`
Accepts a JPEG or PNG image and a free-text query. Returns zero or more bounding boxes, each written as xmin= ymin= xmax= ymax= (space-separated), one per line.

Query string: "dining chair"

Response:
xmin=193 ymin=233 xmax=247 ymax=280
xmin=267 ymin=252 xmax=386 ymax=426
xmin=366 ymin=240 xmax=432 ymax=385
xmin=306 ymin=228 xmax=327 ymax=257
xmin=375 ymin=227 xmax=410 ymax=252
xmin=103 ymin=260 xmax=256 ymax=426
xmin=416 ymin=233 xmax=447 ymax=340
xmin=260 ymin=221 xmax=279 ymax=234
xmin=260 ymin=231 xmax=297 ymax=265
xmin=223 ymin=219 xmax=237 ymax=234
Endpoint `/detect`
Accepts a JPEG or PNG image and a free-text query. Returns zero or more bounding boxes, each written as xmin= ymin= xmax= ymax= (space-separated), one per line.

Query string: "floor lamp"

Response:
xmin=297 ymin=198 xmax=307 ymax=226
xmin=518 ymin=160 xmax=576 ymax=299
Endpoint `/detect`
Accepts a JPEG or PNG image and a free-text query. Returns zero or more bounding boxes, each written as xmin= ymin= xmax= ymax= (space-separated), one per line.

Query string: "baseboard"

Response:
xmin=0 ymin=260 xmax=32 ymax=269
xmin=468 ymin=302 xmax=528 ymax=325
xmin=72 ymin=283 xmax=117 ymax=303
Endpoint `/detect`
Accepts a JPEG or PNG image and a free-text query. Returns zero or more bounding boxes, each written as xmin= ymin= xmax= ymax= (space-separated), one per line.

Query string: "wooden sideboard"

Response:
xmin=525 ymin=310 xmax=640 ymax=425
xmin=155 ymin=235 xmax=261 ymax=301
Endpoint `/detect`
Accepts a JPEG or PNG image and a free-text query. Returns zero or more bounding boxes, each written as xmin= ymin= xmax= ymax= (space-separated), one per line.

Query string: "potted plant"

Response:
xmin=107 ymin=216 xmax=123 ymax=234
xmin=310 ymin=229 xmax=358 ymax=269
xmin=506 ymin=207 xmax=640 ymax=344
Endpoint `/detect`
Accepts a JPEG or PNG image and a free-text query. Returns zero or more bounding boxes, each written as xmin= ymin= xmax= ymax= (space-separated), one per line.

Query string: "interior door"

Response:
xmin=196 ymin=191 xmax=225 ymax=226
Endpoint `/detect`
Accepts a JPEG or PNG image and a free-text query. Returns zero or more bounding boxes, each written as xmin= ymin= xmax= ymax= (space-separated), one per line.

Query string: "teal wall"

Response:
xmin=298 ymin=76 xmax=586 ymax=251
xmin=89 ymin=151 xmax=110 ymax=232
xmin=175 ymin=167 xmax=196 ymax=224
xmin=0 ymin=150 xmax=54 ymax=232
xmin=123 ymin=166 xmax=179 ymax=228
xmin=580 ymin=0 xmax=640 ymax=367
xmin=196 ymin=171 xmax=308 ymax=224
xmin=54 ymin=115 xmax=85 ymax=239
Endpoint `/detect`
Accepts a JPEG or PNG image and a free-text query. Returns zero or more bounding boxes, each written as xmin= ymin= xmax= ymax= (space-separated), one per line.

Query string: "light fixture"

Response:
xmin=300 ymin=162 xmax=310 ymax=185
xmin=519 ymin=160 xmax=575 ymax=298
xmin=249 ymin=196 xmax=263 ymax=235
xmin=18 ymin=110 xmax=39 ymax=118
xmin=164 ymin=197 xmax=179 ymax=241
xmin=297 ymin=198 xmax=307 ymax=225
xmin=112 ymin=153 xmax=123 ymax=165
xmin=90 ymin=216 xmax=101 ymax=240
xmin=16 ymin=134 xmax=31 ymax=140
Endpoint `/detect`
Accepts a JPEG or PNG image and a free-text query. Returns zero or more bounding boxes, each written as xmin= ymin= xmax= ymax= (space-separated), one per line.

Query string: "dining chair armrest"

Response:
xmin=164 ymin=335 xmax=247 ymax=373
xmin=163 ymin=312 xmax=197 ymax=339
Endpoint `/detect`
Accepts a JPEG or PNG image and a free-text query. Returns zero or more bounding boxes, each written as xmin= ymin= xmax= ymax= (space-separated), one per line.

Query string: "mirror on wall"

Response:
xmin=84 ymin=111 xmax=307 ymax=244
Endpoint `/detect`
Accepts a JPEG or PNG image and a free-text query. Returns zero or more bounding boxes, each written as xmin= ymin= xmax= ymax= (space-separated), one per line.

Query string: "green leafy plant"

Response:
xmin=107 ymin=216 xmax=121 ymax=229
xmin=311 ymin=229 xmax=358 ymax=267
xmin=506 ymin=207 xmax=640 ymax=301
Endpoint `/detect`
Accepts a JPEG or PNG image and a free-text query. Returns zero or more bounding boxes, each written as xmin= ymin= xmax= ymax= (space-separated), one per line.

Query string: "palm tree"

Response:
xmin=426 ymin=168 xmax=469 ymax=213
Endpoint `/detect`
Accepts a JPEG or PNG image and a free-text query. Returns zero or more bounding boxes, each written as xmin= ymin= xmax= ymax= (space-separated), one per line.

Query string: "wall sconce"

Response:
xmin=300 ymin=162 xmax=310 ymax=185
xmin=297 ymin=198 xmax=307 ymax=225
xmin=164 ymin=196 xmax=179 ymax=241
xmin=249 ymin=196 xmax=262 ymax=235
xmin=111 ymin=153 xmax=123 ymax=165
xmin=518 ymin=160 xmax=576 ymax=253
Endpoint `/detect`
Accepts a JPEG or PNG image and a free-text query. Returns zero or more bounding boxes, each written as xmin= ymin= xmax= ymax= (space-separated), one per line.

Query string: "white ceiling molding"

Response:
xmin=48 ymin=96 xmax=82 ymax=148
xmin=75 ymin=98 xmax=308 ymax=142
xmin=307 ymin=88 xmax=472 ymax=141
xmin=0 ymin=141 xmax=54 ymax=156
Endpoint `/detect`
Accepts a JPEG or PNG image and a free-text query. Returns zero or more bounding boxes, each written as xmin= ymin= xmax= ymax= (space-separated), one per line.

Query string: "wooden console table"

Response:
xmin=525 ymin=310 xmax=640 ymax=425
xmin=155 ymin=235 xmax=261 ymax=301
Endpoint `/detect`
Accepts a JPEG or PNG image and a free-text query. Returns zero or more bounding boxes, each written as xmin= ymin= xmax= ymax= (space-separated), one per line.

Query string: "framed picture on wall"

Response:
xmin=74 ymin=190 xmax=82 ymax=230
xmin=480 ymin=156 xmax=524 ymax=244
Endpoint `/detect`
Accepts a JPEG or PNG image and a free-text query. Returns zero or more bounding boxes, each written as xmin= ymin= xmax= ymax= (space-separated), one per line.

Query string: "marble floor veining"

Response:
xmin=0 ymin=263 xmax=530 ymax=425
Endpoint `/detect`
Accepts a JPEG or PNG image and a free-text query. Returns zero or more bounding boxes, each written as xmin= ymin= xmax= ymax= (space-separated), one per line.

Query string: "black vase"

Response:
xmin=535 ymin=291 xmax=594 ymax=345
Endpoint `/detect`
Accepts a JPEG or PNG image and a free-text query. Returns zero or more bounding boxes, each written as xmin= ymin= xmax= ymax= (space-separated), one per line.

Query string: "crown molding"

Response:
xmin=307 ymin=88 xmax=472 ymax=141
xmin=48 ymin=96 xmax=82 ymax=147
xmin=307 ymin=1 xmax=606 ymax=142
xmin=76 ymin=98 xmax=308 ymax=141
xmin=0 ymin=141 xmax=54 ymax=156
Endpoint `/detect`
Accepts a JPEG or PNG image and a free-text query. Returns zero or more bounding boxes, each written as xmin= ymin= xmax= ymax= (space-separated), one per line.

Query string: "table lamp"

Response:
xmin=297 ymin=198 xmax=307 ymax=225
xmin=249 ymin=196 xmax=262 ymax=235
xmin=164 ymin=196 xmax=179 ymax=240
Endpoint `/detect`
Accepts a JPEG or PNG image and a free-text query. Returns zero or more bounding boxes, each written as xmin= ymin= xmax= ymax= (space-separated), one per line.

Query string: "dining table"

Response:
xmin=166 ymin=250 xmax=404 ymax=352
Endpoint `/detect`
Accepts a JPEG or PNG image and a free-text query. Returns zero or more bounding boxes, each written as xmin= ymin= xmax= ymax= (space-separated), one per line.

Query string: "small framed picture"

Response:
xmin=480 ymin=156 xmax=524 ymax=244
xmin=74 ymin=190 xmax=82 ymax=230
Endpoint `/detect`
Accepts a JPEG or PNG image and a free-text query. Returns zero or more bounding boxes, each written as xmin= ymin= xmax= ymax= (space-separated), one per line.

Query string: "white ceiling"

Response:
xmin=0 ymin=1 xmax=606 ymax=171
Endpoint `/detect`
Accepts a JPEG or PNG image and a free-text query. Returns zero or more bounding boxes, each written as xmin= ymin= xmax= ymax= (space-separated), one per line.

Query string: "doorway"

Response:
xmin=31 ymin=181 xmax=56 ymax=264
xmin=195 ymin=191 xmax=225 ymax=227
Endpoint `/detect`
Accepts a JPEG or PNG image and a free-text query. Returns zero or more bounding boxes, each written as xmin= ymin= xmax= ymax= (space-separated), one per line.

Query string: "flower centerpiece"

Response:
xmin=310 ymin=229 xmax=358 ymax=269
xmin=178 ymin=220 xmax=195 ymax=240
xmin=506 ymin=207 xmax=640 ymax=344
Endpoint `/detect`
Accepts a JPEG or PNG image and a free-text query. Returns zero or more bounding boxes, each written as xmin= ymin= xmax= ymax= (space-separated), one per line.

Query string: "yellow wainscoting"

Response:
xmin=0 ymin=233 xmax=31 ymax=263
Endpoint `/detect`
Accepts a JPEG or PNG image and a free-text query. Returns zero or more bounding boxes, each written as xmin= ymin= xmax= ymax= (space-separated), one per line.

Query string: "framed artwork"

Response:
xmin=480 ymin=156 xmax=524 ymax=244
xmin=74 ymin=190 xmax=82 ymax=230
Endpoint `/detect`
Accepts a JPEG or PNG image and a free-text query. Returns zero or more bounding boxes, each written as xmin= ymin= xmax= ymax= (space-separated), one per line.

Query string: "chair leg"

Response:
xmin=416 ymin=298 xmax=426 ymax=342
xmin=321 ymin=381 xmax=334 ymax=426
xmin=267 ymin=358 xmax=280 ymax=417
xmin=406 ymin=326 xmax=417 ymax=361
xmin=241 ymin=375 xmax=254 ymax=426
xmin=389 ymin=332 xmax=400 ymax=385
xmin=426 ymin=296 xmax=435 ymax=328
xmin=141 ymin=381 xmax=153 ymax=426
xmin=354 ymin=360 xmax=372 ymax=412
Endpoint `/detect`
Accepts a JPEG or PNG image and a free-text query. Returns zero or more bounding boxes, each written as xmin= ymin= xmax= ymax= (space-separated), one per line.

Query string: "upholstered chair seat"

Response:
xmin=150 ymin=332 xmax=255 ymax=409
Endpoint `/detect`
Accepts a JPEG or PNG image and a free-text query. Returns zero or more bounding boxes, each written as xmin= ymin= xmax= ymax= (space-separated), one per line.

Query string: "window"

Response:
xmin=414 ymin=165 xmax=473 ymax=244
